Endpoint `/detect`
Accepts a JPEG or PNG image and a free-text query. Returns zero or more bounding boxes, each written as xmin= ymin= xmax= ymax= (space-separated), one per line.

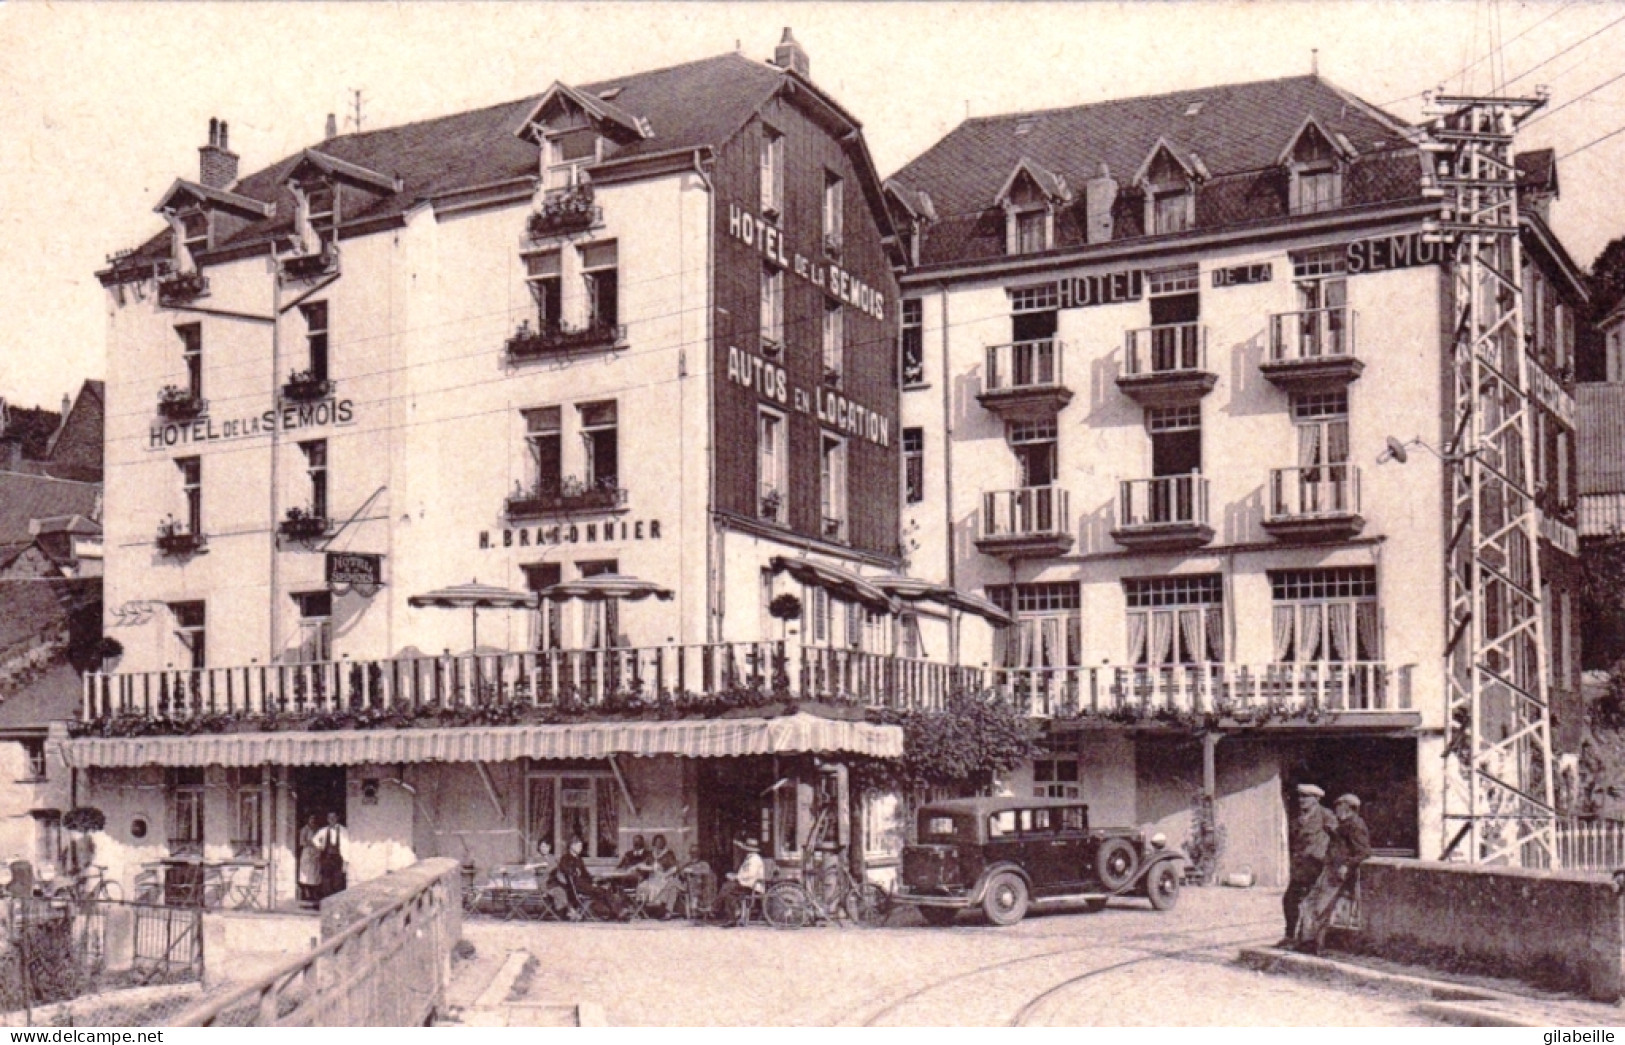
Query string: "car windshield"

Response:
xmin=919 ymin=813 xmax=964 ymax=841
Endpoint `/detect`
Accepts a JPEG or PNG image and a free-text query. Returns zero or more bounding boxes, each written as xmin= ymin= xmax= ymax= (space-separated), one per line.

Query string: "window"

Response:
xmin=229 ymin=768 xmax=264 ymax=858
xmin=579 ymin=401 xmax=618 ymax=490
xmin=21 ymin=739 xmax=46 ymax=781
xmin=33 ymin=812 xmax=61 ymax=870
xmin=760 ymin=127 xmax=784 ymax=218
xmin=809 ymin=586 xmax=831 ymax=644
xmin=1151 ymin=189 xmax=1193 ymax=235
xmin=522 ymin=562 xmax=563 ymax=650
xmin=528 ymin=771 xmax=620 ymax=860
xmin=820 ymin=434 xmax=848 ymax=542
xmin=167 ymin=767 xmax=205 ymax=856
xmin=1010 ymin=419 xmax=1057 ymax=488
xmin=298 ymin=182 xmax=337 ymax=249
xmin=862 ymin=791 xmax=905 ymax=860
xmin=822 ymin=298 xmax=844 ymax=384
xmin=546 ymin=128 xmax=599 ymax=190
xmin=901 ymin=299 xmax=925 ymax=386
xmin=526 ymin=250 xmax=563 ymax=334
xmin=293 ymin=591 xmax=332 ymax=663
xmin=1146 ymin=265 xmax=1200 ymax=296
xmin=578 ymin=559 xmax=619 ymax=649
xmin=300 ymin=439 xmax=328 ymax=520
xmin=178 ymin=456 xmax=202 ymax=534
xmin=1033 ymin=758 xmax=1080 ymax=799
xmin=171 ymin=601 xmax=206 ymax=669
xmin=759 ymin=409 xmax=787 ymax=523
xmin=1125 ymin=575 xmax=1223 ymax=666
xmin=1287 ymin=126 xmax=1344 ymax=214
xmin=760 ymin=265 xmax=784 ymax=353
xmin=301 ymin=301 xmax=329 ymax=383
xmin=1291 ymin=392 xmax=1349 ymax=510
xmin=1291 ymin=248 xmax=1349 ymax=356
xmin=903 ymin=427 xmax=924 ymax=504
xmin=177 ymin=324 xmax=203 ymax=399
xmin=1269 ymin=568 xmax=1378 ymax=663
xmin=1141 ymin=148 xmax=1195 ymax=236
xmin=1148 ymin=405 xmax=1201 ymax=478
xmin=823 ymin=172 xmax=844 ymax=252
xmin=1014 ymin=210 xmax=1047 ymax=254
xmin=989 ymin=583 xmax=1081 ymax=672
xmin=580 ymin=241 xmax=619 ymax=333
xmin=179 ymin=208 xmax=210 ymax=262
xmin=524 ymin=407 xmax=563 ymax=495
xmin=775 ymin=780 xmax=799 ymax=860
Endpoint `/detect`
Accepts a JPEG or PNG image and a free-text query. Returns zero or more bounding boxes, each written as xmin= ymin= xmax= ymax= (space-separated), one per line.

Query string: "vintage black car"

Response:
xmin=893 ymin=797 xmax=1184 ymax=926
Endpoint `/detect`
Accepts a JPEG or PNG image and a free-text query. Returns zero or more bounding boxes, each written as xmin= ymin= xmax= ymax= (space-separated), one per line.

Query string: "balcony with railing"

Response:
xmin=975 ymin=486 xmax=1073 ymax=559
xmin=505 ymin=319 xmax=627 ymax=362
xmin=81 ymin=650 xmax=1413 ymax=733
xmin=1117 ymin=323 xmax=1215 ymax=406
xmin=1263 ymin=465 xmax=1364 ymax=541
xmin=977 ymin=339 xmax=1072 ymax=420
xmin=1262 ymin=307 xmax=1362 ymax=389
xmin=1113 ymin=475 xmax=1213 ymax=550
xmin=506 ymin=477 xmax=628 ymax=520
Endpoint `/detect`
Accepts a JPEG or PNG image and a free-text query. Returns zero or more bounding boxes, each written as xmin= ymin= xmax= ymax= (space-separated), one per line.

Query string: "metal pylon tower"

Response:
xmin=1425 ymin=89 xmax=1556 ymax=866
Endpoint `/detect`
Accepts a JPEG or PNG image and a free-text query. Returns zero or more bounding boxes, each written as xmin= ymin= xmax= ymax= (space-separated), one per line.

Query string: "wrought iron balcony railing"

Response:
xmin=506 ymin=320 xmax=626 ymax=361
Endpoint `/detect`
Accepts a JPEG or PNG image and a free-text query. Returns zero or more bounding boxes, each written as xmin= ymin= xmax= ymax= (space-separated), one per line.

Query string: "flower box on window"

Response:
xmin=760 ymin=489 xmax=783 ymax=523
xmin=505 ymin=320 xmax=626 ymax=361
xmin=281 ymin=368 xmax=334 ymax=403
xmin=823 ymin=368 xmax=842 ymax=388
xmin=506 ymin=476 xmax=628 ymax=519
xmin=279 ymin=244 xmax=339 ymax=282
xmin=155 ymin=517 xmax=205 ymax=556
xmin=157 ymin=385 xmax=206 ymax=421
xmin=760 ymin=337 xmax=783 ymax=360
xmin=157 ymin=271 xmax=210 ymax=308
xmin=823 ymin=232 xmax=843 ymax=258
xmin=822 ymin=516 xmax=846 ymax=542
xmin=527 ymin=185 xmax=601 ymax=238
xmin=278 ymin=506 xmax=330 ymax=541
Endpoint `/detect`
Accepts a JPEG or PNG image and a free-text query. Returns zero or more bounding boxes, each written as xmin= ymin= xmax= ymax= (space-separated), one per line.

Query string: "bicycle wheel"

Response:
xmin=763 ymin=882 xmax=810 ymax=929
xmin=848 ymin=882 xmax=890 ymax=928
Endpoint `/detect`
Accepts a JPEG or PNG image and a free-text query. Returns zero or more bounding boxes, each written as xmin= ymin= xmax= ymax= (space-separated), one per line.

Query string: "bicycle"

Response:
xmin=61 ymin=864 xmax=122 ymax=905
xmin=764 ymin=845 xmax=889 ymax=929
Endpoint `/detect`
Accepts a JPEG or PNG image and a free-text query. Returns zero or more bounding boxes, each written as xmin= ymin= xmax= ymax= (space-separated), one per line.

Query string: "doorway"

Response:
xmin=292 ymin=766 xmax=347 ymax=842
xmin=696 ymin=758 xmax=774 ymax=874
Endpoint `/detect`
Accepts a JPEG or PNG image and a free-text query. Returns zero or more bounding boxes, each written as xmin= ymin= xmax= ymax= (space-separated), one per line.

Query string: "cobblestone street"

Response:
xmin=448 ymin=887 xmax=1444 ymax=1026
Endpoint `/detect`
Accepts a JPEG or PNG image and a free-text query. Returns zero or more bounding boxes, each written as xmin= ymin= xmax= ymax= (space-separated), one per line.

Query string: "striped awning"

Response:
xmin=61 ymin=713 xmax=902 ymax=769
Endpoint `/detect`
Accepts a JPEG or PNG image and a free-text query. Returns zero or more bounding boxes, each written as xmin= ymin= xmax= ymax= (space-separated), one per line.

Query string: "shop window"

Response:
xmin=579 ymin=401 xmax=618 ymax=491
xmin=528 ymin=772 xmax=620 ymax=860
xmin=580 ymin=240 xmax=618 ymax=332
xmin=900 ymin=299 xmax=925 ymax=387
xmin=1033 ymin=757 xmax=1080 ymax=799
xmin=293 ymin=591 xmax=332 ymax=663
xmin=300 ymin=439 xmax=328 ymax=520
xmin=775 ymin=781 xmax=799 ymax=860
xmin=903 ymin=427 xmax=924 ymax=504
xmin=1125 ymin=575 xmax=1224 ymax=666
xmin=526 ymin=250 xmax=563 ymax=334
xmin=820 ymin=433 xmax=848 ymax=542
xmin=178 ymin=456 xmax=202 ymax=534
xmin=1268 ymin=567 xmax=1378 ymax=664
xmin=301 ymin=301 xmax=330 ymax=384
xmin=759 ymin=408 xmax=787 ymax=523
xmin=167 ymin=767 xmax=205 ymax=856
xmin=862 ymin=791 xmax=905 ymax=861
xmin=170 ymin=601 xmax=206 ymax=670
xmin=177 ymin=324 xmax=203 ymax=399
xmin=760 ymin=127 xmax=784 ymax=219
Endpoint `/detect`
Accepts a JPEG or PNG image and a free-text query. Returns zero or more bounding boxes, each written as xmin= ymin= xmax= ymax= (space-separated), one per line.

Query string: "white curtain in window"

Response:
xmin=1127 ymin=613 xmax=1148 ymax=666
xmin=1039 ymin=618 xmax=1058 ymax=668
xmin=1328 ymin=602 xmax=1355 ymax=662
xmin=1149 ymin=611 xmax=1174 ymax=667
xmin=1328 ymin=420 xmax=1349 ymax=466
xmin=1299 ymin=423 xmax=1322 ymax=468
xmin=1356 ymin=602 xmax=1379 ymax=661
xmin=1299 ymin=604 xmax=1323 ymax=661
xmin=1178 ymin=609 xmax=1206 ymax=665
xmin=1205 ymin=607 xmax=1225 ymax=662
xmin=1272 ymin=606 xmax=1295 ymax=662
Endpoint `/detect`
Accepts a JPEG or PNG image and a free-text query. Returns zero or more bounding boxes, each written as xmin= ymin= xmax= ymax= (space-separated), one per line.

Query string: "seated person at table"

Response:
xmin=529 ymin=840 xmax=567 ymax=912
xmin=617 ymin=835 xmax=652 ymax=877
xmin=713 ymin=838 xmax=766 ymax=924
xmin=552 ymin=838 xmax=626 ymax=920
xmin=635 ymin=834 xmax=682 ymax=912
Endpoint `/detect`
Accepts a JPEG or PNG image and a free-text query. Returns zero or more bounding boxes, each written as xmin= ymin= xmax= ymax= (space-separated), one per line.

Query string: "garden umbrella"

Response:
xmin=534 ymin=573 xmax=674 ymax=603
xmin=870 ymin=574 xmax=1015 ymax=626
xmin=408 ymin=580 xmax=537 ymax=650
xmin=768 ymin=556 xmax=898 ymax=615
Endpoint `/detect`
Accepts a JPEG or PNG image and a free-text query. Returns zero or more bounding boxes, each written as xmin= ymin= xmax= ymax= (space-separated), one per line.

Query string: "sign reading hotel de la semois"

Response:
xmin=148 ymin=399 xmax=355 ymax=450
xmin=727 ymin=204 xmax=886 ymax=321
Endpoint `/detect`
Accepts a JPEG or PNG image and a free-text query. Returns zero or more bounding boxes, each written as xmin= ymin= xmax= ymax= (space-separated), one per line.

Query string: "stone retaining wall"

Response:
xmin=1352 ymin=857 xmax=1623 ymax=1002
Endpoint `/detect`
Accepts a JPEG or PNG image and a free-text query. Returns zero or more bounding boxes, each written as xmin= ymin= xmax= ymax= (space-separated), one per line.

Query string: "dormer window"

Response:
xmin=1134 ymin=143 xmax=1201 ymax=237
xmin=291 ymin=178 xmax=338 ymax=256
xmin=178 ymin=209 xmax=210 ymax=264
xmin=546 ymin=128 xmax=601 ymax=190
xmin=1282 ymin=119 xmax=1351 ymax=215
xmin=995 ymin=159 xmax=1068 ymax=256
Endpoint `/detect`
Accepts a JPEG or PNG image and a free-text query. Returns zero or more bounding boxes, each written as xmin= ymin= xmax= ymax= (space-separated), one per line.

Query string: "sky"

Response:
xmin=3 ymin=0 xmax=1624 ymax=408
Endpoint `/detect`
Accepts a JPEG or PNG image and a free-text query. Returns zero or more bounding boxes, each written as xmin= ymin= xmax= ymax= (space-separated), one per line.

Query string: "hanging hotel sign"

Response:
xmin=148 ymin=400 xmax=356 ymax=451
xmin=326 ymin=551 xmax=383 ymax=588
xmin=727 ymin=205 xmax=886 ymax=321
xmin=1346 ymin=232 xmax=1445 ymax=274
xmin=480 ymin=518 xmax=662 ymax=550
xmin=725 ymin=345 xmax=892 ymax=448
xmin=1212 ymin=263 xmax=1273 ymax=287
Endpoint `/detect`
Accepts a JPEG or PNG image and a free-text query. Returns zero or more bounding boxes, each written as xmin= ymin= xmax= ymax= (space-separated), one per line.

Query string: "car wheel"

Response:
xmin=1096 ymin=838 xmax=1139 ymax=891
xmin=981 ymin=872 xmax=1029 ymax=927
xmin=1145 ymin=862 xmax=1181 ymax=911
xmin=918 ymin=905 xmax=958 ymax=927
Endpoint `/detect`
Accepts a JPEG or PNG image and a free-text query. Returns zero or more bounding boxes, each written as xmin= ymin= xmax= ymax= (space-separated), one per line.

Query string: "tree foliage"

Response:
xmin=899 ymin=690 xmax=1040 ymax=792
xmin=1590 ymin=235 xmax=1625 ymax=321
xmin=1580 ymin=537 xmax=1625 ymax=669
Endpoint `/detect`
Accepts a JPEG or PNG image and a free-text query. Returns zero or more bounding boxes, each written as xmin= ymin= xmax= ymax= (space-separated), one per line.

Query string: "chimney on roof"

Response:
xmin=1084 ymin=163 xmax=1118 ymax=245
xmin=199 ymin=116 xmax=239 ymax=190
xmin=773 ymin=28 xmax=809 ymax=78
xmin=325 ymin=113 xmax=338 ymax=140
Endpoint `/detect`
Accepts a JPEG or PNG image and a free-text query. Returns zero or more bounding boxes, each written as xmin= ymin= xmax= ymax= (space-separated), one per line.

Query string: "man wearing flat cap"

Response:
xmin=1282 ymin=783 xmax=1336 ymax=944
xmin=1296 ymin=792 xmax=1371 ymax=952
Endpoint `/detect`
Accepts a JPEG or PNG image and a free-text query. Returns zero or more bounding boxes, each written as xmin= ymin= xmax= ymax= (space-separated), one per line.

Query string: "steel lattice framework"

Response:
xmin=1426 ymin=91 xmax=1556 ymax=866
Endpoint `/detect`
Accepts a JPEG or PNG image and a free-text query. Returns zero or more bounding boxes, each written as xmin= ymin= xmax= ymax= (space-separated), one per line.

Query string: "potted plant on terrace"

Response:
xmin=282 ymin=367 xmax=333 ymax=402
xmin=279 ymin=505 xmax=329 ymax=541
xmin=157 ymin=384 xmax=205 ymax=421
xmin=528 ymin=184 xmax=599 ymax=238
xmin=155 ymin=515 xmax=205 ymax=556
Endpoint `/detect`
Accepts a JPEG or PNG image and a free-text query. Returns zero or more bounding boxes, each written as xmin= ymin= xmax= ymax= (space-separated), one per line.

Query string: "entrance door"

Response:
xmin=696 ymin=758 xmax=773 ymax=873
xmin=292 ymin=766 xmax=347 ymax=856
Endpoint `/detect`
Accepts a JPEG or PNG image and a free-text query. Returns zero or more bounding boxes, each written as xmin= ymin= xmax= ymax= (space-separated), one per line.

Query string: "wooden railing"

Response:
xmin=172 ymin=860 xmax=456 ymax=1027
xmin=82 ymin=642 xmax=986 ymax=722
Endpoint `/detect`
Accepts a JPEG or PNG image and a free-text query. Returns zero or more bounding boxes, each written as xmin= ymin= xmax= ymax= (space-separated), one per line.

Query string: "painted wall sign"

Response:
xmin=1212 ymin=263 xmax=1273 ymax=287
xmin=725 ymin=345 xmax=892 ymax=447
xmin=480 ymin=519 xmax=662 ymax=549
xmin=726 ymin=204 xmax=886 ymax=321
xmin=1346 ymin=232 xmax=1445 ymax=274
xmin=147 ymin=399 xmax=356 ymax=450
xmin=1061 ymin=270 xmax=1143 ymax=308
xmin=326 ymin=551 xmax=383 ymax=587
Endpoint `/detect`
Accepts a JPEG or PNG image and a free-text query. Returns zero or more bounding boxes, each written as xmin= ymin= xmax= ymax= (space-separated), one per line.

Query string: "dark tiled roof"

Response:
xmin=1 ymin=405 xmax=62 ymax=459
xmin=0 ymin=661 xmax=83 ymax=730
xmin=113 ymin=53 xmax=788 ymax=269
xmin=891 ymin=75 xmax=1411 ymax=219
xmin=1579 ymin=384 xmax=1625 ymax=495
xmin=0 ymin=579 xmax=78 ymax=659
xmin=0 ymin=473 xmax=100 ymax=547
